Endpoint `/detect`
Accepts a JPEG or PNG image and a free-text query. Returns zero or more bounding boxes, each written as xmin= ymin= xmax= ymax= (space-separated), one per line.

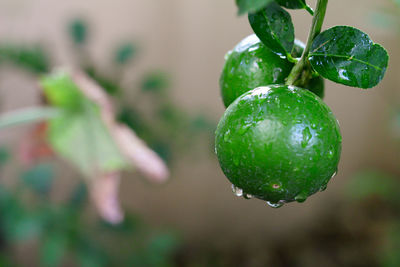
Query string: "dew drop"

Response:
xmin=295 ymin=192 xmax=308 ymax=203
xmin=319 ymin=184 xmax=328 ymax=192
xmin=327 ymin=150 xmax=334 ymax=159
xmin=266 ymin=201 xmax=285 ymax=208
xmin=231 ymin=185 xmax=243 ymax=197
xmin=223 ymin=130 xmax=231 ymax=142
xmin=244 ymin=193 xmax=253 ymax=199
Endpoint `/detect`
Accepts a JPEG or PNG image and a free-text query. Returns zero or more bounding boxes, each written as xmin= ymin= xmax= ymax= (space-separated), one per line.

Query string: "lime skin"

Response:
xmin=220 ymin=34 xmax=294 ymax=108
xmin=220 ymin=35 xmax=325 ymax=108
xmin=215 ymin=85 xmax=341 ymax=204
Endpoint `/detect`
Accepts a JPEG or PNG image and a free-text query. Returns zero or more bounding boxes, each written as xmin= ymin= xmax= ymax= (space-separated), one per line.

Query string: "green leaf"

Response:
xmin=141 ymin=71 xmax=169 ymax=92
xmin=68 ymin=19 xmax=88 ymax=45
xmin=248 ymin=2 xmax=295 ymax=56
xmin=47 ymin=105 xmax=128 ymax=177
xmin=0 ymin=44 xmax=50 ymax=73
xmin=85 ymin=68 xmax=121 ymax=96
xmin=42 ymin=72 xmax=129 ymax=177
xmin=115 ymin=43 xmax=137 ymax=65
xmin=309 ymin=26 xmax=389 ymax=89
xmin=275 ymin=0 xmax=306 ymax=9
xmin=20 ymin=163 xmax=54 ymax=195
xmin=236 ymin=0 xmax=274 ymax=15
xmin=41 ymin=72 xmax=85 ymax=110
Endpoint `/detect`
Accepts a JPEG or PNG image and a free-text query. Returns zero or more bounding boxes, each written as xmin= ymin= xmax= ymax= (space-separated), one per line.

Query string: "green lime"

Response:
xmin=220 ymin=34 xmax=294 ymax=108
xmin=215 ymin=85 xmax=341 ymax=206
xmin=220 ymin=36 xmax=325 ymax=108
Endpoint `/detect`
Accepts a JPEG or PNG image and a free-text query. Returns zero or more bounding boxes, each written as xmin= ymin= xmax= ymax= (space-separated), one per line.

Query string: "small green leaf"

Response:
xmin=115 ymin=43 xmax=137 ymax=65
xmin=309 ymin=26 xmax=389 ymax=88
xmin=249 ymin=2 xmax=295 ymax=56
xmin=69 ymin=19 xmax=88 ymax=45
xmin=141 ymin=71 xmax=169 ymax=92
xmin=236 ymin=0 xmax=274 ymax=15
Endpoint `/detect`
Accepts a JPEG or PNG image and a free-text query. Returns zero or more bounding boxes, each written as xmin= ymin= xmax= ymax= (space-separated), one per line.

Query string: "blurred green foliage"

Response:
xmin=0 ymin=147 xmax=180 ymax=267
xmin=0 ymin=17 xmax=214 ymax=266
xmin=0 ymin=45 xmax=49 ymax=74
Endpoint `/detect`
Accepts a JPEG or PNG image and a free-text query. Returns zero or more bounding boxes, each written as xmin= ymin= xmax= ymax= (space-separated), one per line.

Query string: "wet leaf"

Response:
xmin=236 ymin=0 xmax=274 ymax=15
xmin=249 ymin=2 xmax=295 ymax=56
xmin=309 ymin=26 xmax=389 ymax=88
xmin=275 ymin=0 xmax=307 ymax=9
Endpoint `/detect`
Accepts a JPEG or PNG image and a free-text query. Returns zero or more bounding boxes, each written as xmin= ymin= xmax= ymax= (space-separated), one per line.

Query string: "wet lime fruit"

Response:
xmin=215 ymin=85 xmax=341 ymax=205
xmin=220 ymin=35 xmax=324 ymax=108
xmin=220 ymin=34 xmax=293 ymax=108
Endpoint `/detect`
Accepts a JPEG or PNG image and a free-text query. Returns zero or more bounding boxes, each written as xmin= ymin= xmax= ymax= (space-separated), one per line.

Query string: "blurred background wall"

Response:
xmin=0 ymin=0 xmax=398 ymax=250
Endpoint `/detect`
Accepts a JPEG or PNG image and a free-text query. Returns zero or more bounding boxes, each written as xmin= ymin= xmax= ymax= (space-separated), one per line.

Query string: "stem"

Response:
xmin=304 ymin=4 xmax=314 ymax=16
xmin=286 ymin=0 xmax=329 ymax=86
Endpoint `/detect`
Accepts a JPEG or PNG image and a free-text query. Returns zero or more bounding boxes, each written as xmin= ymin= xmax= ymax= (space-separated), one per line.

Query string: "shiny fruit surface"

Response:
xmin=215 ymin=85 xmax=341 ymax=204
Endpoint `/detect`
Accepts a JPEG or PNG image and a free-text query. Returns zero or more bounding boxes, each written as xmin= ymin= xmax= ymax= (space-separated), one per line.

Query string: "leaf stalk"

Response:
xmin=286 ymin=0 xmax=329 ymax=86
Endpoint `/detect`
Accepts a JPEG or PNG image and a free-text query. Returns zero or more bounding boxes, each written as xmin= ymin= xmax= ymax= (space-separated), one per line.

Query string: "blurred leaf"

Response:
xmin=189 ymin=115 xmax=216 ymax=132
xmin=347 ymin=170 xmax=400 ymax=204
xmin=20 ymin=163 xmax=54 ymax=195
xmin=248 ymin=2 xmax=295 ymax=56
xmin=3 ymin=208 xmax=44 ymax=242
xmin=41 ymin=72 xmax=85 ymax=110
xmin=68 ymin=182 xmax=88 ymax=209
xmin=115 ymin=43 xmax=137 ymax=65
xmin=130 ymin=232 xmax=180 ymax=267
xmin=0 ymin=44 xmax=50 ymax=73
xmin=69 ymin=19 xmax=88 ymax=45
xmin=41 ymin=72 xmax=128 ymax=177
xmin=309 ymin=26 xmax=389 ymax=89
xmin=40 ymin=232 xmax=67 ymax=267
xmin=99 ymin=214 xmax=139 ymax=234
xmin=77 ymin=241 xmax=108 ymax=267
xmin=85 ymin=68 xmax=121 ymax=95
xmin=0 ymin=147 xmax=10 ymax=166
xmin=0 ymin=107 xmax=61 ymax=130
xmin=381 ymin=223 xmax=400 ymax=267
xmin=48 ymin=106 xmax=128 ymax=177
xmin=141 ymin=71 xmax=169 ymax=92
xmin=235 ymin=0 xmax=274 ymax=15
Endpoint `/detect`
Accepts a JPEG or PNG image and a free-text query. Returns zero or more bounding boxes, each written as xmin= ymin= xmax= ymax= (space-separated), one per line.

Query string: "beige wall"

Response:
xmin=0 ymin=0 xmax=398 ymax=245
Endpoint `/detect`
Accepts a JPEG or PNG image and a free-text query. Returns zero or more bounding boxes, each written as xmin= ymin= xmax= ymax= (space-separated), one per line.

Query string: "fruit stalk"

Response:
xmin=286 ymin=0 xmax=329 ymax=86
